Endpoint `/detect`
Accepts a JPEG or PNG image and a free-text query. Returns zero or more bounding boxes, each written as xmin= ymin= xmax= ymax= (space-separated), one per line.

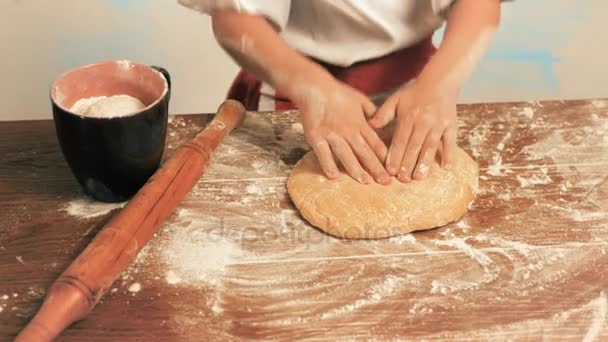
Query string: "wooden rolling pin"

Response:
xmin=16 ymin=100 xmax=246 ymax=342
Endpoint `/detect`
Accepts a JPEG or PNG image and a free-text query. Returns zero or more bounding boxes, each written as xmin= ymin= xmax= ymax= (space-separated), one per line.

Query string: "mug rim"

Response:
xmin=50 ymin=60 xmax=169 ymax=120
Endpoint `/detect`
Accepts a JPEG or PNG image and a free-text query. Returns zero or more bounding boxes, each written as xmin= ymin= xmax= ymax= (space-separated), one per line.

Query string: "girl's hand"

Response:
xmin=369 ymin=83 xmax=457 ymax=182
xmin=294 ymin=78 xmax=391 ymax=185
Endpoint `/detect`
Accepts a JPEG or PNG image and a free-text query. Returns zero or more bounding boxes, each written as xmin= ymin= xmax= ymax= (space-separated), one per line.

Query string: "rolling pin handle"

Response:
xmin=16 ymin=278 xmax=93 ymax=342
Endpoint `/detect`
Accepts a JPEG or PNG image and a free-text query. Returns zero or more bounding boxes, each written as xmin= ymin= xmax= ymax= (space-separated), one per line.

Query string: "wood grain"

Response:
xmin=1 ymin=99 xmax=608 ymax=341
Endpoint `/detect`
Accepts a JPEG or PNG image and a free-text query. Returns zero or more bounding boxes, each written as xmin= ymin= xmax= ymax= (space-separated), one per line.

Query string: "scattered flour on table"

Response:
xmin=496 ymin=131 xmax=512 ymax=151
xmin=389 ymin=234 xmax=416 ymax=245
xmin=519 ymin=107 xmax=535 ymax=120
xmin=583 ymin=292 xmax=607 ymax=342
xmin=166 ymin=271 xmax=182 ymax=285
xmin=128 ymin=282 xmax=142 ymax=293
xmin=245 ymin=184 xmax=264 ymax=195
xmin=467 ymin=123 xmax=490 ymax=158
xmin=159 ymin=209 xmax=246 ymax=287
xmin=290 ymin=123 xmax=304 ymax=133
xmin=456 ymin=219 xmax=471 ymax=233
xmin=319 ymin=275 xmax=402 ymax=320
xmin=487 ymin=153 xmax=505 ymax=176
xmin=426 ymin=291 xmax=607 ymax=340
xmin=591 ymin=100 xmax=608 ymax=109
xmin=516 ymin=168 xmax=552 ymax=188
xmin=61 ymin=198 xmax=125 ymax=219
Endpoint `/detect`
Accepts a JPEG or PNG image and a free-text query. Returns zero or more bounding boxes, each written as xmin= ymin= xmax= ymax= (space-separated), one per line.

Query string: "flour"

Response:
xmin=430 ymin=237 xmax=500 ymax=293
xmin=409 ymin=302 xmax=434 ymax=315
xmin=541 ymin=204 xmax=608 ymax=222
xmin=487 ymin=153 xmax=504 ymax=176
xmin=245 ymin=184 xmax=263 ymax=195
xmin=0 ymin=295 xmax=8 ymax=300
xmin=251 ymin=160 xmax=265 ymax=170
xmin=520 ymin=107 xmax=535 ymax=120
xmin=320 ymin=275 xmax=402 ymax=320
xmin=290 ymin=123 xmax=304 ymax=133
xmin=583 ymin=292 xmax=607 ymax=342
xmin=168 ymin=115 xmax=188 ymax=128
xmin=426 ymin=291 xmax=608 ymax=340
xmin=389 ymin=234 xmax=416 ymax=245
xmin=61 ymin=198 xmax=125 ymax=219
xmin=166 ymin=271 xmax=182 ymax=285
xmin=128 ymin=282 xmax=142 ymax=293
xmin=591 ymin=100 xmax=608 ymax=109
xmin=160 ymin=210 xmax=246 ymax=287
xmin=516 ymin=168 xmax=552 ymax=188
xmin=497 ymin=192 xmax=511 ymax=200
xmin=70 ymin=95 xmax=146 ymax=118
xmin=467 ymin=123 xmax=489 ymax=158
xmin=456 ymin=219 xmax=471 ymax=233
xmin=496 ymin=131 xmax=512 ymax=151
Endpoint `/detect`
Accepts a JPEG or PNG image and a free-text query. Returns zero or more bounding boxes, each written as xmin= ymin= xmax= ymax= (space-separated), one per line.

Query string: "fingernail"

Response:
xmin=397 ymin=172 xmax=411 ymax=183
xmin=359 ymin=174 xmax=371 ymax=184
xmin=417 ymin=163 xmax=429 ymax=177
xmin=443 ymin=163 xmax=452 ymax=170
xmin=377 ymin=175 xmax=391 ymax=185
xmin=387 ymin=167 xmax=398 ymax=176
xmin=327 ymin=168 xmax=339 ymax=178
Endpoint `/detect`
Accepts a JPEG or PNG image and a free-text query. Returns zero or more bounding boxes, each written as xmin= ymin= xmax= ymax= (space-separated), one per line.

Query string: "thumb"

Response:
xmin=368 ymin=97 xmax=397 ymax=129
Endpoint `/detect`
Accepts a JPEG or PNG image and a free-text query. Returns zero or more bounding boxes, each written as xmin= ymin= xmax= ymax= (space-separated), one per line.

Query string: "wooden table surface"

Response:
xmin=1 ymin=99 xmax=608 ymax=341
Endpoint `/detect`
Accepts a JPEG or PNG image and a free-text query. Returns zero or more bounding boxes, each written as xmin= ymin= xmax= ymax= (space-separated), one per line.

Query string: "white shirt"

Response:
xmin=179 ymin=0 xmax=456 ymax=67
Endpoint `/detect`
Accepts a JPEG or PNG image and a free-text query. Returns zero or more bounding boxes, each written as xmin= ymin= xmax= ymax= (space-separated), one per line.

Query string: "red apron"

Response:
xmin=227 ymin=36 xmax=436 ymax=111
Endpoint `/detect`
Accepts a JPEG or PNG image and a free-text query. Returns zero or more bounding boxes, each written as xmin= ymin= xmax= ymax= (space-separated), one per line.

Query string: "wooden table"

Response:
xmin=1 ymin=99 xmax=608 ymax=341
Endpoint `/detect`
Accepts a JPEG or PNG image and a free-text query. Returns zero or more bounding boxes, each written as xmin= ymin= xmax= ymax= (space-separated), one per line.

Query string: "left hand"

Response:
xmin=368 ymin=83 xmax=458 ymax=182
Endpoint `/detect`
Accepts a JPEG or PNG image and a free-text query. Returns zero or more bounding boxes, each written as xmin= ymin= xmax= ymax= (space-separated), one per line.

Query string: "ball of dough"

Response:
xmin=287 ymin=148 xmax=479 ymax=239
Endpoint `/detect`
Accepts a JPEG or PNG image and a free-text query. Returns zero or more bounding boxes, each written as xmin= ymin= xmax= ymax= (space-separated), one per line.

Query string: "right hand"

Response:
xmin=291 ymin=78 xmax=391 ymax=185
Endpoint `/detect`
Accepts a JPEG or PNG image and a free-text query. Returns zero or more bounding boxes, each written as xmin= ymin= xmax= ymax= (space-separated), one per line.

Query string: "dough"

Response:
xmin=70 ymin=95 xmax=146 ymax=118
xmin=287 ymin=148 xmax=479 ymax=239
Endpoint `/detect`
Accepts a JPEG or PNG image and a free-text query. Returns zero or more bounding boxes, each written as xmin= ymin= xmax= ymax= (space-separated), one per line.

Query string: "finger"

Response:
xmin=368 ymin=96 xmax=397 ymax=129
xmin=311 ymin=138 xmax=340 ymax=179
xmin=386 ymin=118 xmax=414 ymax=176
xmin=361 ymin=125 xmax=388 ymax=163
xmin=397 ymin=125 xmax=427 ymax=183
xmin=413 ymin=130 xmax=442 ymax=180
xmin=441 ymin=124 xmax=457 ymax=170
xmin=361 ymin=96 xmax=377 ymax=119
xmin=326 ymin=134 xmax=371 ymax=184
xmin=348 ymin=134 xmax=391 ymax=185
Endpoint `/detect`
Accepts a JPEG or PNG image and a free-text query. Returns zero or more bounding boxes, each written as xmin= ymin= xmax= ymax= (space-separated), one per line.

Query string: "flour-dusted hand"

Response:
xmin=368 ymin=0 xmax=501 ymax=182
xmin=369 ymin=83 xmax=457 ymax=182
xmin=292 ymin=76 xmax=390 ymax=185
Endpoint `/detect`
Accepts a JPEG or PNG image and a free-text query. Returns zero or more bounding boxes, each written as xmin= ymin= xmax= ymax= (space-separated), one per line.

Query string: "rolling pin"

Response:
xmin=16 ymin=100 xmax=246 ymax=342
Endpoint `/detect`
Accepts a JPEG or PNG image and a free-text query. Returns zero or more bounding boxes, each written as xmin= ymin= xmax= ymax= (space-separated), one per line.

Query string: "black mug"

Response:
xmin=50 ymin=61 xmax=171 ymax=203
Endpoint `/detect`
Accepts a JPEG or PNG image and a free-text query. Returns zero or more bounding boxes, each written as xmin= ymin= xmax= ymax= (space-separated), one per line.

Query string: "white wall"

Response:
xmin=1 ymin=0 xmax=606 ymax=121
xmin=1 ymin=0 xmax=238 ymax=121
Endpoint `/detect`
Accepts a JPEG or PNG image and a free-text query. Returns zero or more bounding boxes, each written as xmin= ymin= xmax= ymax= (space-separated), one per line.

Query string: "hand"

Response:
xmin=293 ymin=79 xmax=391 ymax=185
xmin=368 ymin=83 xmax=457 ymax=182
